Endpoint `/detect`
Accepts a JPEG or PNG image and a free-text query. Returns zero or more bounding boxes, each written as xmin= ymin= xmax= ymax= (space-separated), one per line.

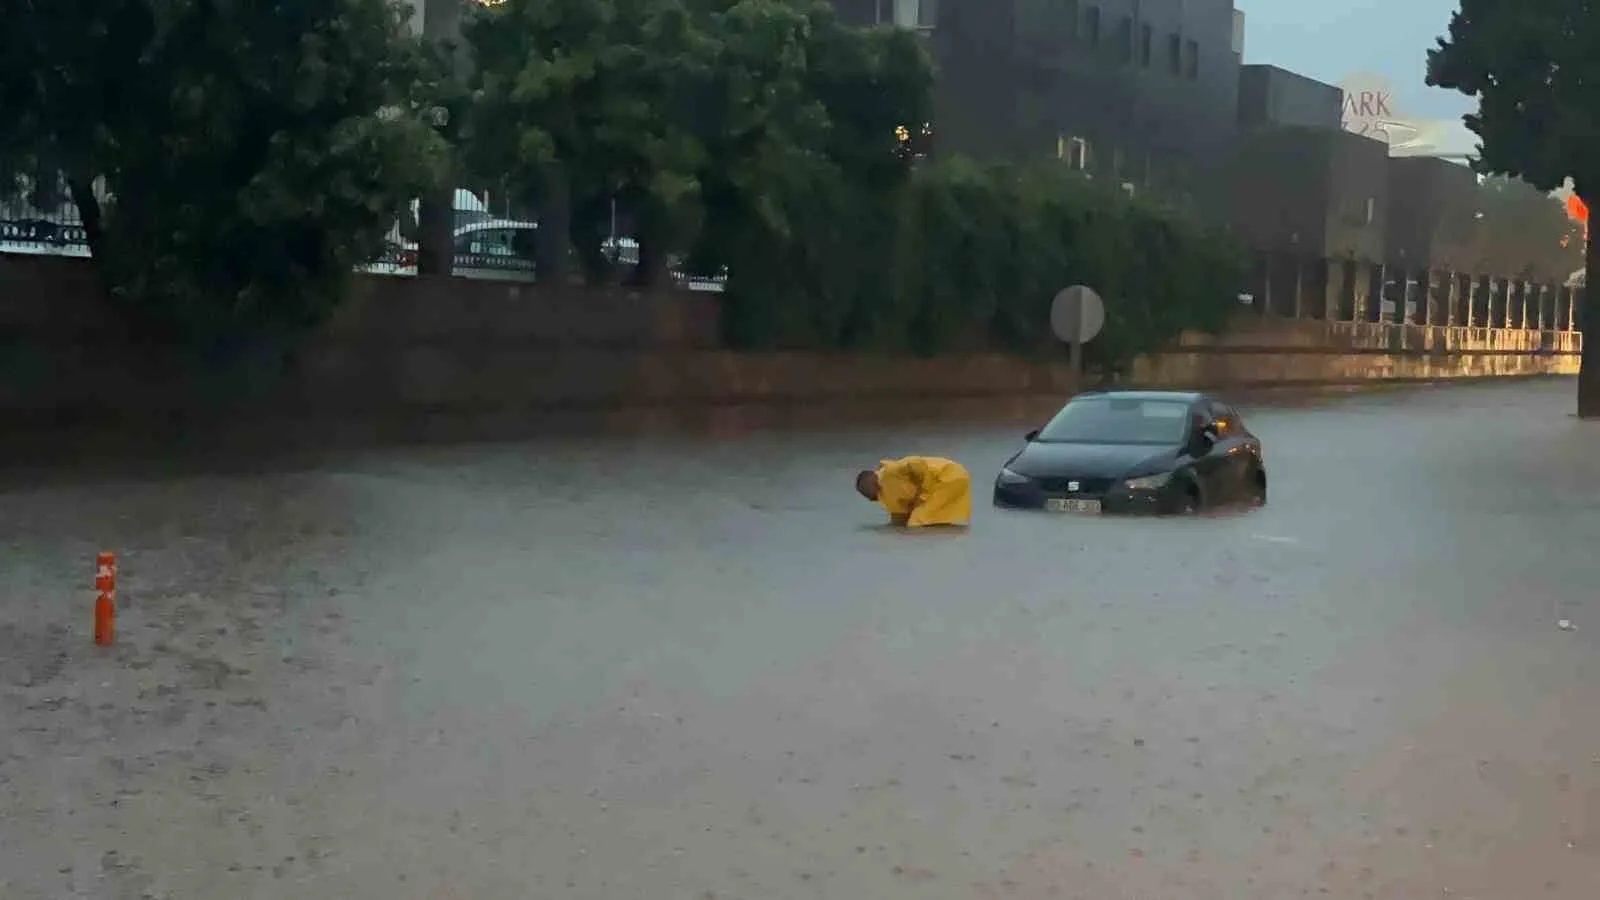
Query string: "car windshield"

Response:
xmin=1036 ymin=397 xmax=1191 ymax=445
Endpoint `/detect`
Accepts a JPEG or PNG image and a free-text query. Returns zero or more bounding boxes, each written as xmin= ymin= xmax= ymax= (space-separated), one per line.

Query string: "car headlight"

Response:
xmin=1124 ymin=472 xmax=1171 ymax=490
xmin=997 ymin=467 xmax=1031 ymax=485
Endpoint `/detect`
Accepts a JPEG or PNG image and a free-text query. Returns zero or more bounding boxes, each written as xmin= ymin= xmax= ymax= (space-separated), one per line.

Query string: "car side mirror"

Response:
xmin=1024 ymin=429 xmax=1040 ymax=442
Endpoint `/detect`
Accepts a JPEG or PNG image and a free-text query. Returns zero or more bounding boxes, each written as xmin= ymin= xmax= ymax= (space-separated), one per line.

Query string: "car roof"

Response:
xmin=1072 ymin=389 xmax=1207 ymax=403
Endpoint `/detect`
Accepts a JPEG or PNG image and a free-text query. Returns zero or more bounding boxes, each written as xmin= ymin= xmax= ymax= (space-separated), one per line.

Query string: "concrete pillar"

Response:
xmin=1444 ymin=272 xmax=1462 ymax=326
xmin=1425 ymin=270 xmax=1444 ymax=325
xmin=1393 ymin=268 xmax=1416 ymax=324
xmin=1468 ymin=275 xmax=1488 ymax=327
xmin=1558 ymin=285 xmax=1574 ymax=331
xmin=1488 ymin=279 xmax=1507 ymax=328
xmin=1533 ymin=283 xmax=1550 ymax=331
xmin=1334 ymin=258 xmax=1357 ymax=321
xmin=1268 ymin=252 xmax=1302 ymax=318
xmin=1248 ymin=252 xmax=1271 ymax=317
xmin=1350 ymin=260 xmax=1372 ymax=321
xmin=1306 ymin=256 xmax=1330 ymax=320
xmin=1362 ymin=263 xmax=1386 ymax=323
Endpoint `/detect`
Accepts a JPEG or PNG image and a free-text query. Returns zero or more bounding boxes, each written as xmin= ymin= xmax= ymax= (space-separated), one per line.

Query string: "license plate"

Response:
xmin=1046 ymin=498 xmax=1101 ymax=514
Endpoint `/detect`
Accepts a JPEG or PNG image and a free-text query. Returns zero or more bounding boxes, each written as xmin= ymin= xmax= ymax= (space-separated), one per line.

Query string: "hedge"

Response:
xmin=718 ymin=156 xmax=1247 ymax=374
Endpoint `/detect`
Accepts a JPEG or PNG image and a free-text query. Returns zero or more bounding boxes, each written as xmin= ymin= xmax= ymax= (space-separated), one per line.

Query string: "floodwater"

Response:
xmin=3 ymin=378 xmax=1600 ymax=899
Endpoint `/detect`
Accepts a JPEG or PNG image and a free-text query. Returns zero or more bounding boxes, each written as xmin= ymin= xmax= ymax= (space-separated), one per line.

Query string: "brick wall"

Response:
xmin=0 ymin=256 xmax=1579 ymax=443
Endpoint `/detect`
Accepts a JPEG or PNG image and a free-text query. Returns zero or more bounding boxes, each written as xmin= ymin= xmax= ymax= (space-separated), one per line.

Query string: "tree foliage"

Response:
xmin=460 ymin=0 xmax=1242 ymax=370
xmin=723 ymin=157 xmax=1246 ymax=372
xmin=463 ymin=0 xmax=933 ymax=285
xmin=1428 ymin=0 xmax=1600 ymax=413
xmin=1427 ymin=2 xmax=1600 ymax=199
xmin=1437 ymin=176 xmax=1585 ymax=282
xmin=463 ymin=0 xmax=715 ymax=284
xmin=4 ymin=0 xmax=1245 ymax=369
xmin=4 ymin=0 xmax=449 ymax=349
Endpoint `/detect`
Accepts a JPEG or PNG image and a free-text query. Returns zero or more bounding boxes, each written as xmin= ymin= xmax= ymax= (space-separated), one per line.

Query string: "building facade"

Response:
xmin=1238 ymin=64 xmax=1340 ymax=131
xmin=1226 ymin=126 xmax=1388 ymax=262
xmin=1227 ymin=63 xmax=1387 ymax=263
xmin=833 ymin=0 xmax=1241 ymax=203
xmin=832 ymin=0 xmax=1580 ymax=301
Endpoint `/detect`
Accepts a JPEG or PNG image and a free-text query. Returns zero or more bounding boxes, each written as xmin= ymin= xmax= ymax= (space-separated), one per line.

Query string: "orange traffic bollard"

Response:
xmin=94 ymin=552 xmax=116 ymax=646
xmin=94 ymin=592 xmax=114 ymax=646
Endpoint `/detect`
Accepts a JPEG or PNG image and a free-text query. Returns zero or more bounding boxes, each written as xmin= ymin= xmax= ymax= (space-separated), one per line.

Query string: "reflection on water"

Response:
xmin=2 ymin=378 xmax=1599 ymax=898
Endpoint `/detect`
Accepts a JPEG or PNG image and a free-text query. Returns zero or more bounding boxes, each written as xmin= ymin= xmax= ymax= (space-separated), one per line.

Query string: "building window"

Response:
xmin=1116 ymin=15 xmax=1133 ymax=62
xmin=1139 ymin=23 xmax=1153 ymax=66
xmin=1084 ymin=5 xmax=1100 ymax=46
xmin=1184 ymin=39 xmax=1199 ymax=78
xmin=1015 ymin=0 xmax=1053 ymax=42
xmin=1364 ymin=197 xmax=1376 ymax=224
xmin=1058 ymin=135 xmax=1091 ymax=171
xmin=895 ymin=122 xmax=934 ymax=159
xmin=876 ymin=0 xmax=935 ymax=29
xmin=1167 ymin=33 xmax=1181 ymax=74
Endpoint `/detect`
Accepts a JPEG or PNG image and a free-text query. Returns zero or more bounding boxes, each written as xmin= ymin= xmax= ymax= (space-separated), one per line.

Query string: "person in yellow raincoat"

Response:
xmin=855 ymin=456 xmax=972 ymax=527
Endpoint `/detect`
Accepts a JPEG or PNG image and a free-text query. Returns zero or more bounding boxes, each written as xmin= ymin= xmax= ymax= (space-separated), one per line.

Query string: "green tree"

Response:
xmin=697 ymin=12 xmax=935 ymax=347
xmin=679 ymin=0 xmax=834 ymax=282
xmin=805 ymin=18 xmax=933 ymax=185
xmin=5 ymin=0 xmax=448 ymax=352
xmin=1427 ymin=1 xmax=1600 ymax=414
xmin=892 ymin=160 xmax=1243 ymax=370
xmin=3 ymin=0 xmax=153 ymax=254
xmin=463 ymin=0 xmax=713 ymax=287
xmin=1473 ymin=177 xmax=1582 ymax=281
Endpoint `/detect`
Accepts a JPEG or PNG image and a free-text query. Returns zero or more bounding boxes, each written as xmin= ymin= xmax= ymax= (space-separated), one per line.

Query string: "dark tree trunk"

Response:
xmin=624 ymin=197 xmax=669 ymax=289
xmin=66 ymin=174 xmax=105 ymax=261
xmin=416 ymin=189 xmax=454 ymax=277
xmin=1578 ymin=221 xmax=1600 ymax=417
xmin=569 ymin=192 xmax=612 ymax=285
xmin=416 ymin=0 xmax=462 ymax=277
xmin=64 ymin=173 xmax=123 ymax=306
xmin=534 ymin=163 xmax=570 ymax=285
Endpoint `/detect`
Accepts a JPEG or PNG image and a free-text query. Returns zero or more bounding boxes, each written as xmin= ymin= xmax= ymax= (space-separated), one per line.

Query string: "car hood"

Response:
xmin=1007 ymin=441 xmax=1177 ymax=479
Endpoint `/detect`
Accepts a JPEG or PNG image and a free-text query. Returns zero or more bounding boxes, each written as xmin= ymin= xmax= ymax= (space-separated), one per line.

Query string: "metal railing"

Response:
xmin=0 ymin=167 xmax=92 ymax=257
xmin=0 ymin=176 xmax=725 ymax=291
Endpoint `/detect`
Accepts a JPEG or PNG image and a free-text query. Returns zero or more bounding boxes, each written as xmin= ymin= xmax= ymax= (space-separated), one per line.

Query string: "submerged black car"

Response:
xmin=992 ymin=390 xmax=1267 ymax=515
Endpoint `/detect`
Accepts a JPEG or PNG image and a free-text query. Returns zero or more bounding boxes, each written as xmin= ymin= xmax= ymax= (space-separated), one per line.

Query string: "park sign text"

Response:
xmin=1342 ymin=88 xmax=1394 ymax=142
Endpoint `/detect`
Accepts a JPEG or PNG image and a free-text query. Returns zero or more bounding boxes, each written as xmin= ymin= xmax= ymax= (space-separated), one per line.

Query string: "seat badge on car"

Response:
xmin=1067 ymin=481 xmax=1079 ymax=492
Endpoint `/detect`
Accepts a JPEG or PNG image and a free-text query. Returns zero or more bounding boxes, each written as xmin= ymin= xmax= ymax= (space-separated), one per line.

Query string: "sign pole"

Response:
xmin=1050 ymin=285 xmax=1105 ymax=394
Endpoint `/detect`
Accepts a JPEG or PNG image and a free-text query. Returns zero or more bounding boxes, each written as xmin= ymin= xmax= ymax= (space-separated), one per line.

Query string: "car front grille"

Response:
xmin=1036 ymin=476 xmax=1116 ymax=495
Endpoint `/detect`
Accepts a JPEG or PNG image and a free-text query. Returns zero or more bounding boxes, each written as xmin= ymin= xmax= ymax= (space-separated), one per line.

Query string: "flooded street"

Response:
xmin=4 ymin=377 xmax=1600 ymax=898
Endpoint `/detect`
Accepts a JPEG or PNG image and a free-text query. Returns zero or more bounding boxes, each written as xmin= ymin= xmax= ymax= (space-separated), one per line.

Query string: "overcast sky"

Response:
xmin=1239 ymin=0 xmax=1471 ymax=122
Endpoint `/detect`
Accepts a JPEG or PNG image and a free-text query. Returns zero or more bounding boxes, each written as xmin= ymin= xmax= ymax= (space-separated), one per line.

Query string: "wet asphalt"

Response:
xmin=3 ymin=377 xmax=1600 ymax=899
